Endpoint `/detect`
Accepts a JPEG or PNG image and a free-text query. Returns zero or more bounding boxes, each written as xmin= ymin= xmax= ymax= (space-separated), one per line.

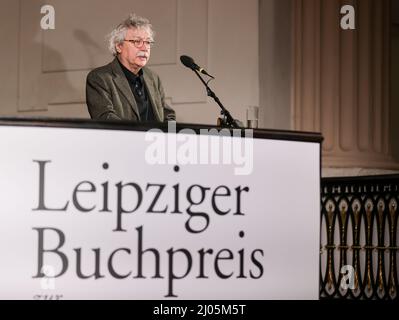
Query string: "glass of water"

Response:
xmin=246 ymin=106 xmax=259 ymax=128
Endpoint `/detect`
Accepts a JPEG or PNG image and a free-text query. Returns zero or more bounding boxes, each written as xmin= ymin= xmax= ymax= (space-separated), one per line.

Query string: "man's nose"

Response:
xmin=138 ymin=45 xmax=149 ymax=52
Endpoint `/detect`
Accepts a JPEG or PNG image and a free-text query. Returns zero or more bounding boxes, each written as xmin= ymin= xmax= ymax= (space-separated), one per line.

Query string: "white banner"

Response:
xmin=0 ymin=124 xmax=320 ymax=300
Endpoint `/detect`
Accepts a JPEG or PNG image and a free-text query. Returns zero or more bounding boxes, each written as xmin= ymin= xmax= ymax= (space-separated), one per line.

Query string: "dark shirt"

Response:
xmin=117 ymin=59 xmax=156 ymax=122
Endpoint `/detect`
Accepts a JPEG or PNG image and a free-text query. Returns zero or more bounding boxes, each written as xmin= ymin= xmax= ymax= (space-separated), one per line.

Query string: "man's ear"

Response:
xmin=116 ymin=42 xmax=122 ymax=54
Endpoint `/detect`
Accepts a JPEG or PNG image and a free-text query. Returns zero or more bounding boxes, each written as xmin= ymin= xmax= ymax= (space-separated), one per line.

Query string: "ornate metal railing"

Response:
xmin=320 ymin=175 xmax=399 ymax=300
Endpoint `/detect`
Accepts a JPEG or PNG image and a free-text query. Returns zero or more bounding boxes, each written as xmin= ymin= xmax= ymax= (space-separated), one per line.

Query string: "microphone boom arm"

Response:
xmin=192 ymin=69 xmax=239 ymax=128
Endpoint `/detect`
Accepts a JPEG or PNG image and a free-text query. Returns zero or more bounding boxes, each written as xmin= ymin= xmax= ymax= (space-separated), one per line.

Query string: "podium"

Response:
xmin=0 ymin=118 xmax=322 ymax=299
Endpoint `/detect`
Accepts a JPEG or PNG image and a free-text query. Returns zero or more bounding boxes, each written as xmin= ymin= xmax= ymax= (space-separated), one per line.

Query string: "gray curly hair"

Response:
xmin=107 ymin=13 xmax=155 ymax=56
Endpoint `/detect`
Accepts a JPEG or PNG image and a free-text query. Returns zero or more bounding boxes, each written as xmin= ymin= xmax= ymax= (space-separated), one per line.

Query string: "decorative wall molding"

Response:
xmin=292 ymin=0 xmax=399 ymax=169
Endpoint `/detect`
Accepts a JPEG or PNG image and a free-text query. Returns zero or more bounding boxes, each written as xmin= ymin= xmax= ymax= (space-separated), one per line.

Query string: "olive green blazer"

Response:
xmin=86 ymin=58 xmax=175 ymax=121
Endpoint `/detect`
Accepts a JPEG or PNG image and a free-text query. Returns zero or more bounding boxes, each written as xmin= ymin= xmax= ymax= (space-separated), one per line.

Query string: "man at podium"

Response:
xmin=86 ymin=13 xmax=175 ymax=122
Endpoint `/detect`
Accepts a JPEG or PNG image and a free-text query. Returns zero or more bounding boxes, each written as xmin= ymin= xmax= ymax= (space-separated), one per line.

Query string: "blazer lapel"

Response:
xmin=111 ymin=58 xmax=140 ymax=119
xmin=143 ymin=69 xmax=162 ymax=121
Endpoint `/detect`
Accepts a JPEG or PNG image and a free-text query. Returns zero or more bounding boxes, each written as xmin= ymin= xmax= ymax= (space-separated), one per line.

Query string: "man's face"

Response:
xmin=116 ymin=27 xmax=152 ymax=74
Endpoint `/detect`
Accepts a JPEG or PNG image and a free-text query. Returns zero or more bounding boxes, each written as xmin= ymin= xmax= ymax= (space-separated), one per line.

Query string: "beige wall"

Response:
xmin=259 ymin=0 xmax=292 ymax=130
xmin=0 ymin=0 xmax=259 ymax=125
xmin=0 ymin=0 xmax=19 ymax=116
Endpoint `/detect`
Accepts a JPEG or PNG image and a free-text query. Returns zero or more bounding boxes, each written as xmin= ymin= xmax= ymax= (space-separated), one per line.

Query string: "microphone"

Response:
xmin=180 ymin=55 xmax=214 ymax=79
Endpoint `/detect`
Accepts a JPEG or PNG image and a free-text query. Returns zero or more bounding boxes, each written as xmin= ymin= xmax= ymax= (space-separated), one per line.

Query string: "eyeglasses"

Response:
xmin=124 ymin=39 xmax=155 ymax=48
